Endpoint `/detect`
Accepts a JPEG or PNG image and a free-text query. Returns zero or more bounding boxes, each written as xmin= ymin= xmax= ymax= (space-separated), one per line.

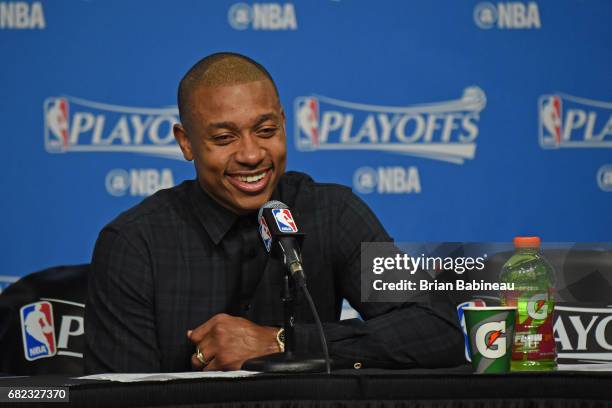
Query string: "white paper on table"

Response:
xmin=557 ymin=363 xmax=612 ymax=372
xmin=76 ymin=371 xmax=260 ymax=382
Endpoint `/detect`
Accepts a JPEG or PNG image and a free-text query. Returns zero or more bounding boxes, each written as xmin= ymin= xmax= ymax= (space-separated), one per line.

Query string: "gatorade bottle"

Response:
xmin=499 ymin=237 xmax=557 ymax=371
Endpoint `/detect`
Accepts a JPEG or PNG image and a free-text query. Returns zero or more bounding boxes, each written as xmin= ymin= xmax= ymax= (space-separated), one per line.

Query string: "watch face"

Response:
xmin=277 ymin=328 xmax=285 ymax=343
xmin=276 ymin=328 xmax=286 ymax=352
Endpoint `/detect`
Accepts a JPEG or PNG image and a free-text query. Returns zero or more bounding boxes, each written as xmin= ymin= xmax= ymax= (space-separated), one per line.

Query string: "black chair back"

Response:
xmin=0 ymin=264 xmax=88 ymax=376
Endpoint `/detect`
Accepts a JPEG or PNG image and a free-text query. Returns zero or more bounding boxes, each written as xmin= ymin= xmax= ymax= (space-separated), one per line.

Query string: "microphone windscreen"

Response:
xmin=257 ymin=200 xmax=288 ymax=219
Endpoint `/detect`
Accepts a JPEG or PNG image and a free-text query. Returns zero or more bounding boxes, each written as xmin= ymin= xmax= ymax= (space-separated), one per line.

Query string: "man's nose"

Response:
xmin=235 ymin=134 xmax=265 ymax=166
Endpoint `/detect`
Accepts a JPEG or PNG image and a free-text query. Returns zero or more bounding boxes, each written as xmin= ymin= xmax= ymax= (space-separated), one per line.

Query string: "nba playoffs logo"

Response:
xmin=45 ymin=98 xmax=70 ymax=149
xmin=272 ymin=209 xmax=298 ymax=233
xmin=539 ymin=95 xmax=562 ymax=147
xmin=295 ymin=87 xmax=486 ymax=164
xmin=44 ymin=96 xmax=183 ymax=159
xmin=296 ymin=97 xmax=320 ymax=147
xmin=259 ymin=215 xmax=273 ymax=252
xmin=539 ymin=93 xmax=612 ymax=149
xmin=20 ymin=301 xmax=57 ymax=361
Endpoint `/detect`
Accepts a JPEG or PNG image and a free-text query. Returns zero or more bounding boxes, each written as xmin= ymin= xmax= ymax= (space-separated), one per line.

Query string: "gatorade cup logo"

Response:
xmin=467 ymin=309 xmax=515 ymax=373
xmin=475 ymin=321 xmax=506 ymax=359
xmin=527 ymin=293 xmax=548 ymax=320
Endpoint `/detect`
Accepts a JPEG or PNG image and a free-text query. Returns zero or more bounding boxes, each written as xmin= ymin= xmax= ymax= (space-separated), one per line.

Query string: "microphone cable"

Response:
xmin=298 ymin=281 xmax=331 ymax=374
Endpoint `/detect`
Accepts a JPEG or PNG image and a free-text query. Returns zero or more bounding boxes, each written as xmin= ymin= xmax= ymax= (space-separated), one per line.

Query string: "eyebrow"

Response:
xmin=207 ymin=113 xmax=279 ymax=132
xmin=253 ymin=113 xmax=279 ymax=128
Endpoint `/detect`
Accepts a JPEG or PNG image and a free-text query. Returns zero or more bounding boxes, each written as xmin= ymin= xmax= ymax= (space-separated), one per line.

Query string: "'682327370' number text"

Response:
xmin=1 ymin=387 xmax=69 ymax=402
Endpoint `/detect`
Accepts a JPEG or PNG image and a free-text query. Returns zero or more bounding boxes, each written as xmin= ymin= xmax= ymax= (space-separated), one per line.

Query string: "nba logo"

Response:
xmin=295 ymin=97 xmax=319 ymax=150
xmin=20 ymin=301 xmax=57 ymax=361
xmin=44 ymin=97 xmax=70 ymax=153
xmin=457 ymin=299 xmax=486 ymax=362
xmin=272 ymin=208 xmax=298 ymax=233
xmin=539 ymin=95 xmax=562 ymax=148
xmin=259 ymin=215 xmax=273 ymax=252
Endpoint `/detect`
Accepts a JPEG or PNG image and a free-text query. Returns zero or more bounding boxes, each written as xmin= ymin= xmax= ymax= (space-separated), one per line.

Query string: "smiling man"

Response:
xmin=85 ymin=53 xmax=464 ymax=373
xmin=173 ymin=56 xmax=285 ymax=215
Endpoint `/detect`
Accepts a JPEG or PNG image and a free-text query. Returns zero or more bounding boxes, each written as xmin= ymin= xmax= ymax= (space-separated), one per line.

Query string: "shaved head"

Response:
xmin=177 ymin=52 xmax=279 ymax=129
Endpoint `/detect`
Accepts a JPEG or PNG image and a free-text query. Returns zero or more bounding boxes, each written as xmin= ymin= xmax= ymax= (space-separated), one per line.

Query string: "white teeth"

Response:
xmin=237 ymin=171 xmax=266 ymax=183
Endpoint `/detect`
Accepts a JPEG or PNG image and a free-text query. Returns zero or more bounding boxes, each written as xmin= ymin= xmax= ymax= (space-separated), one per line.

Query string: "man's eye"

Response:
xmin=258 ymin=127 xmax=277 ymax=137
xmin=213 ymin=135 xmax=234 ymax=144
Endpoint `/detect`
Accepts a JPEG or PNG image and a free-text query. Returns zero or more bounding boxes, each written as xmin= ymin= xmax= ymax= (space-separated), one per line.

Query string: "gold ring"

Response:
xmin=196 ymin=348 xmax=209 ymax=366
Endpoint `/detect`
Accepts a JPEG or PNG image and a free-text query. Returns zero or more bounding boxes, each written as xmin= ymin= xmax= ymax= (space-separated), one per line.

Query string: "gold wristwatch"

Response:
xmin=276 ymin=328 xmax=285 ymax=352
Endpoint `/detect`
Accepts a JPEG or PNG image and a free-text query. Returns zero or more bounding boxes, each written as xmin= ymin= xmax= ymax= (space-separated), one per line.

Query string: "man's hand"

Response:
xmin=187 ymin=313 xmax=280 ymax=371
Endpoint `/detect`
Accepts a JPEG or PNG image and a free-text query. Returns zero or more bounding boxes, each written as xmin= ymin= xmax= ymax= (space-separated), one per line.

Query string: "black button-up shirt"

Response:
xmin=85 ymin=171 xmax=463 ymax=373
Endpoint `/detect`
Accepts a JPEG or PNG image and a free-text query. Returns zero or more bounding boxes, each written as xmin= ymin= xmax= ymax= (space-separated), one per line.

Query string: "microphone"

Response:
xmin=257 ymin=200 xmax=306 ymax=286
xmin=253 ymin=200 xmax=331 ymax=374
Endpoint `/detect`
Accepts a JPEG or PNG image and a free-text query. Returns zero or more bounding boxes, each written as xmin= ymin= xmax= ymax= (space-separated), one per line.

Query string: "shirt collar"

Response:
xmin=189 ymin=181 xmax=238 ymax=245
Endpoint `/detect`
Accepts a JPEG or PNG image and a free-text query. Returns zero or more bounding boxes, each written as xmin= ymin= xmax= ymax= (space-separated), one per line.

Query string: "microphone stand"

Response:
xmin=242 ymin=273 xmax=328 ymax=373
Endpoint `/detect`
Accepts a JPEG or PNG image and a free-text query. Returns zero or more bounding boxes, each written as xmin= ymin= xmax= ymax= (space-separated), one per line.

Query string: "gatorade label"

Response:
xmin=512 ymin=291 xmax=555 ymax=360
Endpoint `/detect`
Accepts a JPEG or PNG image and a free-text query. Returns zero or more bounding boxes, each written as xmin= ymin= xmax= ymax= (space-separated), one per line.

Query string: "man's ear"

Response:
xmin=173 ymin=123 xmax=193 ymax=161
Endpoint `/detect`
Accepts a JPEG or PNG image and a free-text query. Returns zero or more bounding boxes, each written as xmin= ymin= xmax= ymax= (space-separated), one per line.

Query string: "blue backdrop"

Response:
xmin=1 ymin=0 xmax=611 ymax=285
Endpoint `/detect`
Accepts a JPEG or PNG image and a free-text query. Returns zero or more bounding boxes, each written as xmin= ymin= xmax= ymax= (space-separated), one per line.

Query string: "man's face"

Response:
xmin=174 ymin=80 xmax=286 ymax=214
